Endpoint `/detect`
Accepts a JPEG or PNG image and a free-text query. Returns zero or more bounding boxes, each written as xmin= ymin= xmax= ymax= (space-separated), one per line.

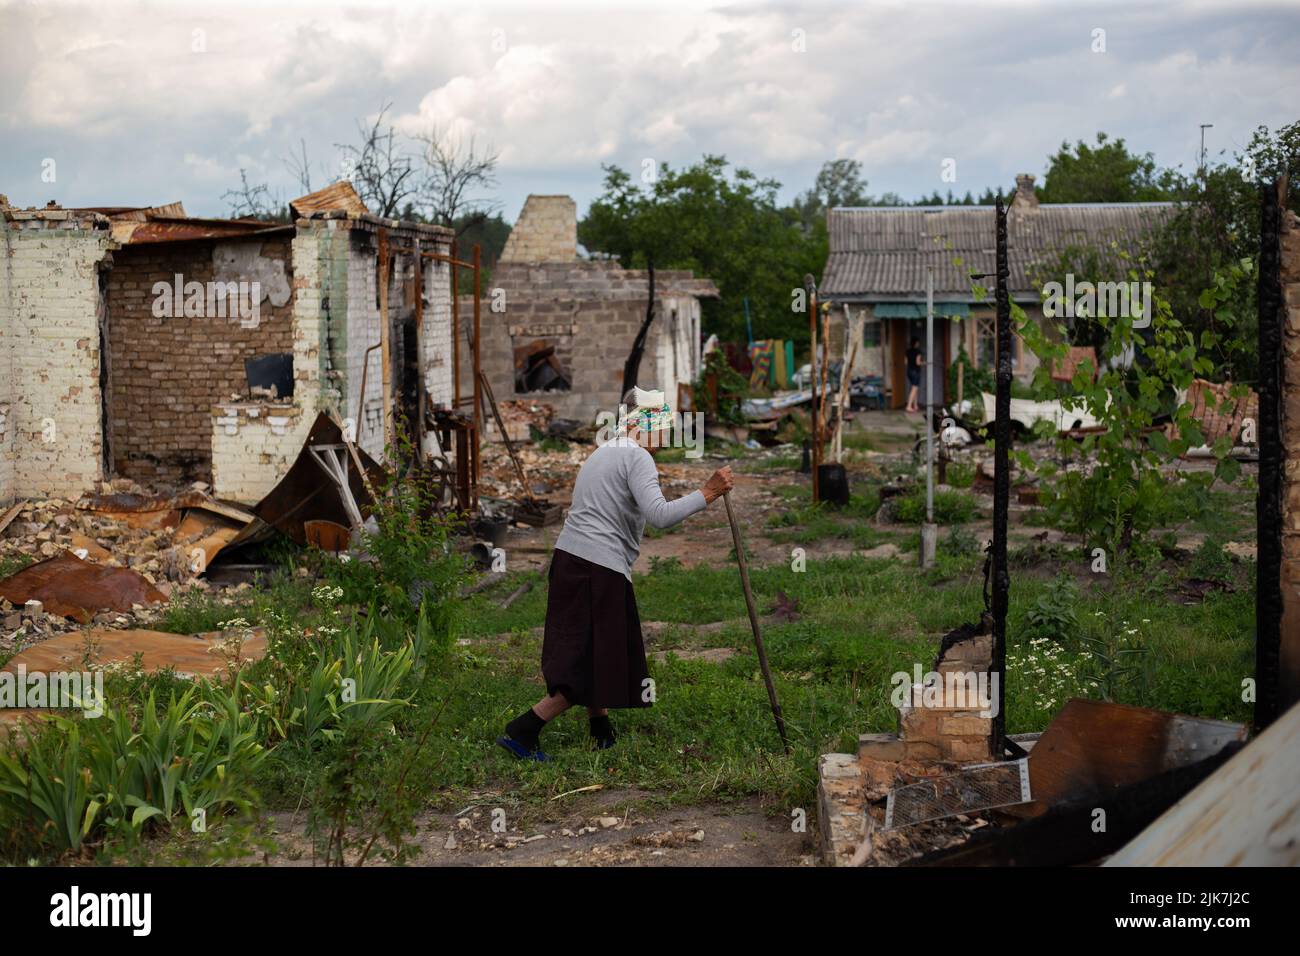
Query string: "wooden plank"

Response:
xmin=0 ymin=500 xmax=26 ymax=536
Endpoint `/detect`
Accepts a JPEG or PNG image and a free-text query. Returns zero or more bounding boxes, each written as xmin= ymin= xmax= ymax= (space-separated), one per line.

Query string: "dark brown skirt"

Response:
xmin=541 ymin=548 xmax=652 ymax=709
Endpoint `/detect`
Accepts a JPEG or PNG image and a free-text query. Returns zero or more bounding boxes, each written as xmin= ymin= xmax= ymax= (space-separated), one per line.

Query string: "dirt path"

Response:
xmin=262 ymin=792 xmax=815 ymax=867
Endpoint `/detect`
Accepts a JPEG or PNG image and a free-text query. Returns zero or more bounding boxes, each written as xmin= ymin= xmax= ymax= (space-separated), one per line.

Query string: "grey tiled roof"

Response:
xmin=822 ymin=202 xmax=1175 ymax=301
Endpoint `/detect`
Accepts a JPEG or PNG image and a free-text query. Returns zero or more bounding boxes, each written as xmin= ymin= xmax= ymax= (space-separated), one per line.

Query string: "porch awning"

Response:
xmin=872 ymin=302 xmax=971 ymax=320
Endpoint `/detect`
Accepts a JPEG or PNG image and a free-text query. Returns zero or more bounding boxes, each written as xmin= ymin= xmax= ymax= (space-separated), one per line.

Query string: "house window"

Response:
xmin=974 ymin=314 xmax=1019 ymax=369
xmin=863 ymin=321 xmax=881 ymax=348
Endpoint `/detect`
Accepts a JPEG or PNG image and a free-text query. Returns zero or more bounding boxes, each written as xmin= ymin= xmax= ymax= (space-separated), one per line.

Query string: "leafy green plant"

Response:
xmin=694 ymin=347 xmax=750 ymax=426
xmin=0 ymin=684 xmax=265 ymax=856
xmin=1079 ymin=615 xmax=1151 ymax=703
xmin=1022 ymin=574 xmax=1081 ymax=645
xmin=891 ymin=488 xmax=977 ymax=525
xmin=1008 ymin=255 xmax=1240 ymax=559
xmin=323 ymin=469 xmax=467 ymax=630
xmin=943 ymin=461 xmax=976 ymax=489
xmin=1188 ymin=538 xmax=1236 ymax=584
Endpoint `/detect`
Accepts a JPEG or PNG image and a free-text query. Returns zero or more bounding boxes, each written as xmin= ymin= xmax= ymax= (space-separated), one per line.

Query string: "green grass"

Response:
xmin=4 ymin=472 xmax=1256 ymax=862
xmin=431 ymin=546 xmax=1253 ymax=825
xmin=763 ymin=489 xmax=887 ymax=548
xmin=891 ymin=487 xmax=979 ymax=524
xmin=0 ymin=553 xmax=34 ymax=579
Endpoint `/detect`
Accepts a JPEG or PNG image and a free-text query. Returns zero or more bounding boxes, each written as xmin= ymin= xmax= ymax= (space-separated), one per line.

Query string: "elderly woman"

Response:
xmin=497 ymin=387 xmax=735 ymax=760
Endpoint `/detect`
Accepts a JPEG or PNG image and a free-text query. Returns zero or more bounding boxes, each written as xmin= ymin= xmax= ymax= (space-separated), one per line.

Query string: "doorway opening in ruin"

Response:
xmin=97 ymin=262 xmax=114 ymax=478
xmin=398 ymin=312 xmax=421 ymax=448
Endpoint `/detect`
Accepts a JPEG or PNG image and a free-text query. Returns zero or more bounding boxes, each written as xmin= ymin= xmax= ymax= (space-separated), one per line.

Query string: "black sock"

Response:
xmin=589 ymin=714 xmax=615 ymax=745
xmin=506 ymin=707 xmax=547 ymax=751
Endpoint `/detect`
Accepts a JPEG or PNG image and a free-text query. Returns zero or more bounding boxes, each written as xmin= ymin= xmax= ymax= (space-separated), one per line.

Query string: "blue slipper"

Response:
xmin=497 ymin=735 xmax=550 ymax=762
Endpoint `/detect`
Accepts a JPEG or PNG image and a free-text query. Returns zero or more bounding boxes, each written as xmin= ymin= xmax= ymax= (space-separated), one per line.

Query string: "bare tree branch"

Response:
xmin=413 ymin=125 xmax=500 ymax=232
xmin=284 ymin=138 xmax=314 ymax=195
xmin=335 ymin=103 xmax=417 ymax=218
xmin=221 ymin=169 xmax=281 ymax=220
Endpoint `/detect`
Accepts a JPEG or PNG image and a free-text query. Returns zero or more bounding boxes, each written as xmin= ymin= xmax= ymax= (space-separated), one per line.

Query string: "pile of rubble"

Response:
xmin=1 ymin=477 xmax=253 ymax=646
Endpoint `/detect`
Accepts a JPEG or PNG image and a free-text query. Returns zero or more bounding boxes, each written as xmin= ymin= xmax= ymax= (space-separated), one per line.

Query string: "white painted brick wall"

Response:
xmin=346 ymin=234 xmax=386 ymax=462
xmin=209 ymin=224 xmax=334 ymax=502
xmin=421 ymin=256 xmax=453 ymax=407
xmin=210 ymin=402 xmax=310 ymax=503
xmin=0 ymin=219 xmax=112 ymax=502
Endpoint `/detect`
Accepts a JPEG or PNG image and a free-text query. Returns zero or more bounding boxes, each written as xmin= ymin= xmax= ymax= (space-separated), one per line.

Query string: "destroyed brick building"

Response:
xmin=459 ymin=195 xmax=718 ymax=428
xmin=0 ymin=184 xmax=455 ymax=505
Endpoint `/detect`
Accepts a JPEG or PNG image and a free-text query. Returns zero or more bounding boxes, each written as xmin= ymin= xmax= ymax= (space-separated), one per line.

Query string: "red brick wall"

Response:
xmin=105 ymin=239 xmax=294 ymax=485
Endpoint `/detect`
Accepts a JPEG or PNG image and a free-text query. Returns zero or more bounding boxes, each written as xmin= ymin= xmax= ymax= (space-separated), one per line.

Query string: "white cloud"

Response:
xmin=0 ymin=1 xmax=1295 ymax=217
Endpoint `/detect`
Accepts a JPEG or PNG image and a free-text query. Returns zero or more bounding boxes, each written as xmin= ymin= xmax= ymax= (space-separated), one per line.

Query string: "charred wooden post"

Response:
xmin=990 ymin=197 xmax=1012 ymax=754
xmin=621 ymin=259 xmax=655 ymax=397
xmin=1258 ymin=179 xmax=1284 ymax=729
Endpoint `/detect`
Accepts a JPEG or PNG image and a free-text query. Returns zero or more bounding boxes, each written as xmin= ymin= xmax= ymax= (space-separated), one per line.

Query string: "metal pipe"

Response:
xmin=378 ymin=229 xmax=393 ymax=455
xmin=991 ymin=198 xmax=1012 ymax=754
xmin=450 ymin=239 xmax=460 ymax=409
xmin=471 ymin=243 xmax=482 ymax=510
xmin=355 ymin=341 xmax=382 ymax=445
xmin=926 ymin=267 xmax=935 ymax=523
xmin=420 ymin=250 xmax=476 ymax=269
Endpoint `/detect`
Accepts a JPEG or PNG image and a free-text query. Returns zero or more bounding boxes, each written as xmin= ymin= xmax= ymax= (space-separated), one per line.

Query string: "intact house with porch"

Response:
xmin=819 ymin=174 xmax=1174 ymax=410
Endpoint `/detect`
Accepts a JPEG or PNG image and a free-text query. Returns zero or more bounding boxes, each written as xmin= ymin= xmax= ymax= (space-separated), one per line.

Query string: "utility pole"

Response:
xmin=1199 ymin=123 xmax=1214 ymax=174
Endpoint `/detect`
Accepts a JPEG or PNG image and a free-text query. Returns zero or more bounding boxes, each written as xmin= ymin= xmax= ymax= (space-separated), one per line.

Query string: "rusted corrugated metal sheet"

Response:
xmin=82 ymin=202 xmax=188 ymax=221
xmin=110 ymin=216 xmax=292 ymax=246
xmin=1 ymin=627 xmax=266 ymax=679
xmin=0 ymin=552 xmax=167 ymax=623
xmin=290 ymin=181 xmax=369 ymax=219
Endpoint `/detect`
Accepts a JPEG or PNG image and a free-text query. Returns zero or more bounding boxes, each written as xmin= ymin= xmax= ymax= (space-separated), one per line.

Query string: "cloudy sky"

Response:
xmin=2 ymin=0 xmax=1297 ymax=221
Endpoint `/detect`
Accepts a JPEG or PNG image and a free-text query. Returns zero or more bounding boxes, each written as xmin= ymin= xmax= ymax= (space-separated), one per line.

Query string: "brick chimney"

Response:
xmin=500 ymin=195 xmax=578 ymax=263
xmin=1012 ymin=173 xmax=1039 ymax=209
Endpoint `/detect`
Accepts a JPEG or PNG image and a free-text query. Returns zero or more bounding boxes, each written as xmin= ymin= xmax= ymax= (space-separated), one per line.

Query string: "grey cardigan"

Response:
xmin=553 ymin=437 xmax=706 ymax=580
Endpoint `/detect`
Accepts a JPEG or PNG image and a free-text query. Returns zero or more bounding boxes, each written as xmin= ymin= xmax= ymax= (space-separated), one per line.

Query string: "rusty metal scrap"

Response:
xmin=0 ymin=551 xmax=168 ymax=623
xmin=1001 ymin=698 xmax=1246 ymax=819
xmin=289 ymin=181 xmax=369 ymax=219
xmin=1 ymin=626 xmax=266 ymax=680
xmin=251 ymin=412 xmax=383 ymax=546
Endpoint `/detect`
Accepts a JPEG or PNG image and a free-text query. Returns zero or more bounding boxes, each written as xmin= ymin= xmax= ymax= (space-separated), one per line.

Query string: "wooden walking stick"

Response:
xmin=722 ymin=491 xmax=791 ymax=754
